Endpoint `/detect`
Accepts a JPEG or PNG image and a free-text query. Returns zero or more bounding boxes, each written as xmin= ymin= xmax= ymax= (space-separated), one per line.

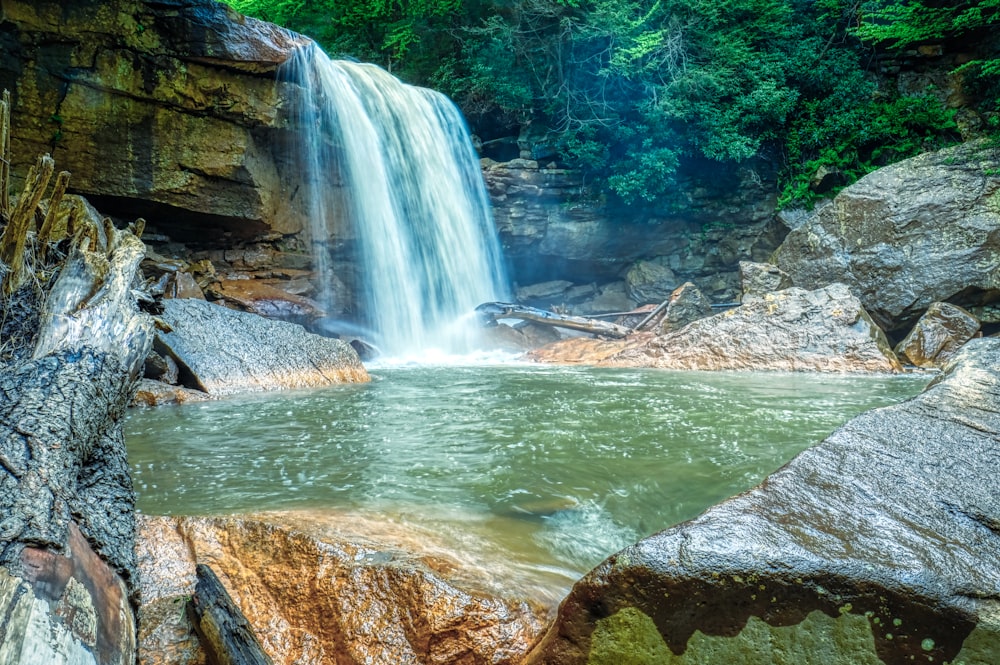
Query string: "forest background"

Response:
xmin=223 ymin=0 xmax=1000 ymax=210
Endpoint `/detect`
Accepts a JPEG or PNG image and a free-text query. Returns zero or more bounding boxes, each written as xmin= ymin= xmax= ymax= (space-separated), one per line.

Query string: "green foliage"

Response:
xmin=223 ymin=0 xmax=991 ymax=209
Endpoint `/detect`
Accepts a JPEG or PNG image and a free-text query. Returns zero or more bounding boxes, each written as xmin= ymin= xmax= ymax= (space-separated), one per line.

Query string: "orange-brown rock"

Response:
xmin=208 ymin=278 xmax=323 ymax=321
xmin=137 ymin=515 xmax=549 ymax=665
xmin=530 ymin=283 xmax=901 ymax=372
xmin=132 ymin=378 xmax=210 ymax=407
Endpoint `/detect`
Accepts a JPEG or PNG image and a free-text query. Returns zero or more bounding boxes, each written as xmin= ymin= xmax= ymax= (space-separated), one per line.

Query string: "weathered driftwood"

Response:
xmin=0 ymin=92 xmax=152 ymax=665
xmin=476 ymin=302 xmax=634 ymax=339
xmin=188 ymin=564 xmax=274 ymax=665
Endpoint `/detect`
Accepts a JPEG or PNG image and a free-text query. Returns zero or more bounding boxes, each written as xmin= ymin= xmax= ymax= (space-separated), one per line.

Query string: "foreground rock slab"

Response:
xmin=156 ymin=298 xmax=369 ymax=395
xmin=137 ymin=515 xmax=548 ymax=665
xmin=526 ymin=338 xmax=1000 ymax=665
xmin=529 ymin=283 xmax=901 ymax=372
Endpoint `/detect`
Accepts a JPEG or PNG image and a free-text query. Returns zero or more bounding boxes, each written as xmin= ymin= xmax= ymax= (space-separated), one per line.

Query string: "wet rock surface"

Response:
xmin=155 ymin=298 xmax=369 ymax=395
xmin=895 ymin=302 xmax=981 ymax=368
xmin=529 ymin=283 xmax=901 ymax=372
xmin=774 ymin=141 xmax=1000 ymax=333
xmin=526 ymin=338 xmax=1000 ymax=665
xmin=137 ymin=514 xmax=549 ymax=665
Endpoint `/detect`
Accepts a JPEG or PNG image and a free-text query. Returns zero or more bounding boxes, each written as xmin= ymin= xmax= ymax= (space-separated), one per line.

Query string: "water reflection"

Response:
xmin=125 ymin=366 xmax=926 ymax=597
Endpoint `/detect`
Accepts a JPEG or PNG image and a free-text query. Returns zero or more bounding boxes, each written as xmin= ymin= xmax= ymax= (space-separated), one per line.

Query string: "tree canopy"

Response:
xmin=225 ymin=0 xmax=998 ymax=209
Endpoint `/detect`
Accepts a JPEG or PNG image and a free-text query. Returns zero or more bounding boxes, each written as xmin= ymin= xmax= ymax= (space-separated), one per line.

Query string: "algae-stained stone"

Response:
xmin=658 ymin=281 xmax=712 ymax=333
xmin=156 ymin=298 xmax=368 ymax=395
xmin=525 ymin=338 xmax=1000 ymax=665
xmin=895 ymin=302 xmax=980 ymax=368
xmin=739 ymin=260 xmax=793 ymax=303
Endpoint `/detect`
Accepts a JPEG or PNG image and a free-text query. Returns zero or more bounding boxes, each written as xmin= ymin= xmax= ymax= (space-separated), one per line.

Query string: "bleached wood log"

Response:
xmin=476 ymin=301 xmax=635 ymax=338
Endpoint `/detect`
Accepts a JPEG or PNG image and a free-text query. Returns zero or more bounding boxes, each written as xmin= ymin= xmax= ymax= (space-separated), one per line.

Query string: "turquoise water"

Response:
xmin=124 ymin=365 xmax=925 ymax=598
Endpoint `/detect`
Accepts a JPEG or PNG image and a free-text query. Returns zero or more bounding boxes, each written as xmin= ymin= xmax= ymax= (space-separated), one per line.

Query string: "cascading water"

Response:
xmin=282 ymin=44 xmax=509 ymax=357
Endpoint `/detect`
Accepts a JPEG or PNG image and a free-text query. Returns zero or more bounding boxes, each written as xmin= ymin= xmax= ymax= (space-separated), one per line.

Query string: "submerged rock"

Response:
xmin=137 ymin=514 xmax=549 ymax=665
xmin=773 ymin=141 xmax=1000 ymax=332
xmin=526 ymin=338 xmax=1000 ymax=665
xmin=156 ymin=299 xmax=368 ymax=395
xmin=895 ymin=302 xmax=981 ymax=368
xmin=530 ymin=283 xmax=901 ymax=372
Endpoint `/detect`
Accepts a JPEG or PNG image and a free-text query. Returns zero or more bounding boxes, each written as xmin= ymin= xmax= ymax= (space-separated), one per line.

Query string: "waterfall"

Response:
xmin=282 ymin=44 xmax=509 ymax=357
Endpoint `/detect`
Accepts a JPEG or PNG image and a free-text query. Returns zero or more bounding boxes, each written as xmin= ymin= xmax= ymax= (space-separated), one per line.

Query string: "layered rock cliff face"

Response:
xmin=0 ymin=0 xmax=310 ymax=243
xmin=485 ymin=159 xmax=786 ymax=304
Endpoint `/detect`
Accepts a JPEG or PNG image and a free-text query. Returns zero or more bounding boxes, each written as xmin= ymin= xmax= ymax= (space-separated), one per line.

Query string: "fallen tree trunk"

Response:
xmin=475 ymin=302 xmax=634 ymax=339
xmin=0 ymin=93 xmax=151 ymax=664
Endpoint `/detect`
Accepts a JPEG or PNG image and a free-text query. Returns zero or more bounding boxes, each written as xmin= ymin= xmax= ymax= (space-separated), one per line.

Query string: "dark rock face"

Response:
xmin=0 ymin=0 xmax=309 ymax=243
xmin=156 ymin=298 xmax=369 ymax=395
xmin=526 ymin=338 xmax=1000 ymax=665
xmin=895 ymin=302 xmax=981 ymax=368
xmin=774 ymin=141 xmax=1000 ymax=333
xmin=484 ymin=160 xmax=786 ymax=303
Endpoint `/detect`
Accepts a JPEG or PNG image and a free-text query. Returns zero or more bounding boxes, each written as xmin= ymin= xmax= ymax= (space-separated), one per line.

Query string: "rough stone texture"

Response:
xmin=659 ymin=282 xmax=713 ymax=334
xmin=136 ymin=514 xmax=549 ymax=665
xmin=525 ymin=338 xmax=1000 ymax=665
xmin=530 ymin=283 xmax=901 ymax=372
xmin=484 ymin=159 xmax=786 ymax=303
xmin=156 ymin=298 xmax=369 ymax=395
xmin=625 ymin=259 xmax=677 ymax=305
xmin=206 ymin=277 xmax=323 ymax=322
xmin=739 ymin=260 xmax=793 ymax=303
xmin=773 ymin=141 xmax=1000 ymax=332
xmin=0 ymin=0 xmax=313 ymax=243
xmin=895 ymin=302 xmax=981 ymax=368
xmin=132 ymin=378 xmax=210 ymax=407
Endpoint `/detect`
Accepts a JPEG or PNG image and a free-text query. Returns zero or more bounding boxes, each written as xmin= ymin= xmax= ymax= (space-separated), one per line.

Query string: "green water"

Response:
xmin=124 ymin=364 xmax=925 ymax=599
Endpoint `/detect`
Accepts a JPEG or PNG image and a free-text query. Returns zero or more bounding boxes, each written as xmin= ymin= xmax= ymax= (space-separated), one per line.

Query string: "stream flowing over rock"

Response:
xmin=529 ymin=283 xmax=901 ymax=372
xmin=773 ymin=141 xmax=1000 ymax=333
xmin=155 ymin=298 xmax=369 ymax=396
xmin=525 ymin=338 xmax=1000 ymax=665
xmin=137 ymin=515 xmax=549 ymax=665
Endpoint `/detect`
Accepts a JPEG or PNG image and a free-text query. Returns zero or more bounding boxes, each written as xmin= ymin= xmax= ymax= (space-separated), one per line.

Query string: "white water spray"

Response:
xmin=282 ymin=44 xmax=509 ymax=356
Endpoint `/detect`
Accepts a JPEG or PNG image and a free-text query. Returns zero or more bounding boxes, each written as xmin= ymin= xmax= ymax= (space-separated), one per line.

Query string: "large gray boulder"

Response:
xmin=773 ymin=141 xmax=1000 ymax=332
xmin=156 ymin=299 xmax=368 ymax=395
xmin=895 ymin=302 xmax=981 ymax=368
xmin=526 ymin=338 xmax=1000 ymax=665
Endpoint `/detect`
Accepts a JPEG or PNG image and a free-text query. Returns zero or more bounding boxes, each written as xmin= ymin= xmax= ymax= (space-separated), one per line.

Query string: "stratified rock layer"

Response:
xmin=526 ymin=338 xmax=1000 ymax=665
xmin=529 ymin=283 xmax=901 ymax=373
xmin=137 ymin=515 xmax=549 ymax=665
xmin=774 ymin=141 xmax=1000 ymax=332
xmin=0 ymin=0 xmax=309 ymax=242
xmin=156 ymin=298 xmax=368 ymax=395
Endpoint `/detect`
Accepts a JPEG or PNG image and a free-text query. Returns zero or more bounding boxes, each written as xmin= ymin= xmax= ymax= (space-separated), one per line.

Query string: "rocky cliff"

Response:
xmin=0 ymin=0 xmax=309 ymax=243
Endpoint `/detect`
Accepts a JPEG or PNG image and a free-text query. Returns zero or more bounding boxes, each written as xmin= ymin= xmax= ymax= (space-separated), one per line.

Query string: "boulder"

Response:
xmin=625 ymin=259 xmax=678 ymax=305
xmin=155 ymin=298 xmax=368 ymax=395
xmin=132 ymin=378 xmax=210 ymax=407
xmin=659 ymin=281 xmax=713 ymax=334
xmin=137 ymin=514 xmax=549 ymax=665
xmin=739 ymin=260 xmax=793 ymax=303
xmin=773 ymin=141 xmax=1000 ymax=332
xmin=516 ymin=280 xmax=574 ymax=303
xmin=206 ymin=278 xmax=323 ymax=322
xmin=526 ymin=338 xmax=1000 ymax=665
xmin=895 ymin=302 xmax=981 ymax=368
xmin=533 ymin=283 xmax=900 ymax=372
xmin=575 ymin=281 xmax=636 ymax=315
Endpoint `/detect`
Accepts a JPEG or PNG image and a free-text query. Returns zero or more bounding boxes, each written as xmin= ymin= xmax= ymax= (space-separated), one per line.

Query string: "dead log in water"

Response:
xmin=476 ymin=301 xmax=635 ymax=339
xmin=0 ymin=91 xmax=151 ymax=664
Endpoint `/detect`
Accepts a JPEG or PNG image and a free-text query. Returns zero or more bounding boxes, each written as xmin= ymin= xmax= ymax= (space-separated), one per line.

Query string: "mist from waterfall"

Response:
xmin=282 ymin=44 xmax=509 ymax=357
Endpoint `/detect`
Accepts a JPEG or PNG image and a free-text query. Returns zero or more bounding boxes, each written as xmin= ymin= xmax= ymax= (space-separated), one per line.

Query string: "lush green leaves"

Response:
xmin=225 ymin=0 xmax=993 ymax=208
